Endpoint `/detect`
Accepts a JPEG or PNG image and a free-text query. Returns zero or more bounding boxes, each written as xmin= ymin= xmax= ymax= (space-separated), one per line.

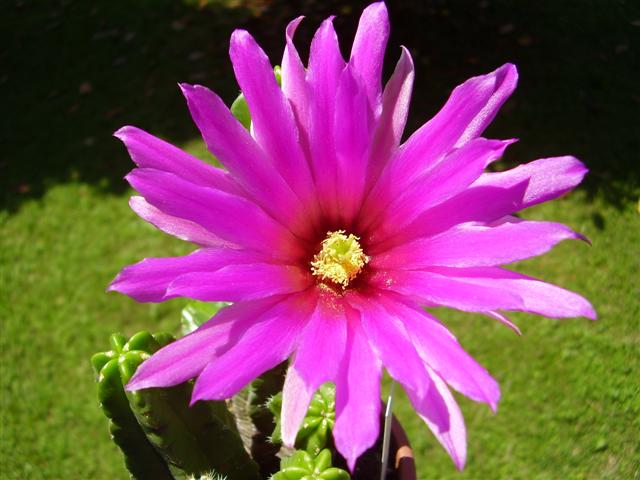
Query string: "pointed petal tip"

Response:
xmin=499 ymin=62 xmax=519 ymax=78
xmin=124 ymin=371 xmax=147 ymax=392
xmin=398 ymin=45 xmax=414 ymax=62
xmin=230 ymin=28 xmax=253 ymax=48
xmin=363 ymin=1 xmax=388 ymax=15
xmin=286 ymin=15 xmax=304 ymax=34
xmin=128 ymin=195 xmax=143 ymax=209
xmin=317 ymin=15 xmax=337 ymax=31
xmin=178 ymin=82 xmax=198 ymax=96
xmin=113 ymin=125 xmax=135 ymax=140
xmin=346 ymin=456 xmax=357 ymax=473
xmin=454 ymin=456 xmax=467 ymax=471
xmin=281 ymin=435 xmax=296 ymax=449
xmin=574 ymin=231 xmax=592 ymax=246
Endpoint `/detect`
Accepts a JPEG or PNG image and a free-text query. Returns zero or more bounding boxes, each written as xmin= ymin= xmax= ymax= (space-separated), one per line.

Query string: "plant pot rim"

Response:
xmin=391 ymin=415 xmax=416 ymax=480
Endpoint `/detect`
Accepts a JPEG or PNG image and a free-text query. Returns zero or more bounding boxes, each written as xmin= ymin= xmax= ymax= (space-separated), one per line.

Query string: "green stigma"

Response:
xmin=311 ymin=230 xmax=369 ymax=289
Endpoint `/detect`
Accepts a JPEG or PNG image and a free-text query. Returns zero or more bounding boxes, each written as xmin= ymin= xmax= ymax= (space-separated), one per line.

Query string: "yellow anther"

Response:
xmin=311 ymin=230 xmax=369 ymax=289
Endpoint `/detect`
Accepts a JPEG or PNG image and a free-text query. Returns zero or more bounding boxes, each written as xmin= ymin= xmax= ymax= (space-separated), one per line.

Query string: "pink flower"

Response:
xmin=109 ymin=2 xmax=595 ymax=470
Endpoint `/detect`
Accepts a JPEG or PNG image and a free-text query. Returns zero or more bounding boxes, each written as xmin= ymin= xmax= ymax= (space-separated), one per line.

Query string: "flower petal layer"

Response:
xmin=180 ymin=83 xmax=314 ymax=238
xmin=281 ymin=16 xmax=311 ymax=153
xmin=379 ymin=294 xmax=500 ymax=410
xmin=334 ymin=64 xmax=374 ymax=222
xmin=191 ymin=292 xmax=316 ymax=402
xmin=108 ymin=248 xmax=267 ymax=302
xmin=126 ymin=168 xmax=305 ymax=260
xmin=365 ymin=138 xmax=513 ymax=237
xmin=379 ymin=266 xmax=595 ymax=319
xmin=366 ymin=46 xmax=415 ymax=186
xmin=348 ymin=292 xmax=429 ymax=398
xmin=281 ymin=294 xmax=347 ymax=446
xmin=114 ymin=126 xmax=240 ymax=193
xmin=425 ymin=266 xmax=597 ymax=319
xmin=165 ymin=263 xmax=312 ymax=302
xmin=307 ymin=16 xmax=346 ymax=221
xmin=333 ymin=306 xmax=382 ymax=471
xmin=349 ymin=1 xmax=390 ymax=113
xmin=126 ymin=297 xmax=282 ymax=390
xmin=129 ymin=196 xmax=229 ymax=248
xmin=373 ymin=219 xmax=584 ymax=269
xmin=408 ymin=366 xmax=467 ymax=470
xmin=230 ymin=30 xmax=316 ymax=207
xmin=370 ymin=268 xmax=522 ymax=312
xmin=366 ymin=64 xmax=518 ymax=214
xmin=396 ymin=155 xmax=588 ymax=242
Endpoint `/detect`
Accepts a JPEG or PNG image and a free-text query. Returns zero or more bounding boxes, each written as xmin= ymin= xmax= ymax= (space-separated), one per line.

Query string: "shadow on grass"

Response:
xmin=3 ymin=0 xmax=638 ymax=212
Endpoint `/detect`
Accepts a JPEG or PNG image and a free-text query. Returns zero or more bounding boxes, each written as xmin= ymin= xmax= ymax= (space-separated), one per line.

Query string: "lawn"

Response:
xmin=2 ymin=1 xmax=639 ymax=479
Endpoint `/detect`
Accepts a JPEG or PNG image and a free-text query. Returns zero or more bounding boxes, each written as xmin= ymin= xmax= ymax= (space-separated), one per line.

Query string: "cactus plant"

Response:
xmin=92 ymin=333 xmax=174 ymax=480
xmin=271 ymin=449 xmax=350 ymax=480
xmin=92 ymin=331 xmax=259 ymax=480
xmin=180 ymin=301 xmax=229 ymax=336
xmin=247 ymin=363 xmax=288 ymax=476
xmin=269 ymin=383 xmax=336 ymax=456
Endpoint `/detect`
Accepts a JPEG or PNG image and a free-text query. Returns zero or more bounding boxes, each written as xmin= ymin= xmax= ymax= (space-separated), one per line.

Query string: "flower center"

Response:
xmin=311 ymin=230 xmax=369 ymax=289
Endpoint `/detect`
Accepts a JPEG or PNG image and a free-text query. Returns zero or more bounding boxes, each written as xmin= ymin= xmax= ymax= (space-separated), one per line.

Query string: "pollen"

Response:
xmin=311 ymin=230 xmax=369 ymax=289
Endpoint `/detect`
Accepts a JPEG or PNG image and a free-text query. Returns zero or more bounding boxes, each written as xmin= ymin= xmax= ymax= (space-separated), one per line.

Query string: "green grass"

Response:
xmin=2 ymin=1 xmax=639 ymax=479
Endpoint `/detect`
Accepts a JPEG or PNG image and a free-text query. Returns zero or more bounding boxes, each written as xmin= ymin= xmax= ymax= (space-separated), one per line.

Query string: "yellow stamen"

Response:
xmin=311 ymin=230 xmax=369 ymax=289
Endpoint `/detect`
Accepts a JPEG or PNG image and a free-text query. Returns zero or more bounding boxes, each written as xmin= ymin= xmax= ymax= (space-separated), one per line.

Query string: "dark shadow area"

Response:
xmin=2 ymin=0 xmax=252 ymax=211
xmin=3 ymin=0 xmax=639 ymax=212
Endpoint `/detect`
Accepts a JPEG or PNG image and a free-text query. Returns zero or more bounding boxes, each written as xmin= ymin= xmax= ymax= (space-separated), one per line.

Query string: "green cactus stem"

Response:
xmin=180 ymin=301 xmax=230 ymax=336
xmin=230 ymin=65 xmax=280 ymax=132
xmin=269 ymin=383 xmax=336 ymax=457
xmin=92 ymin=333 xmax=173 ymax=480
xmin=247 ymin=362 xmax=288 ymax=476
xmin=272 ymin=449 xmax=350 ymax=480
xmin=93 ymin=331 xmax=258 ymax=480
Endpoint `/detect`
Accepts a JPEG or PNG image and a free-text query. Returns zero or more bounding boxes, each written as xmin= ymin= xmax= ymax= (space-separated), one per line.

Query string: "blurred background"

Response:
xmin=1 ymin=0 xmax=639 ymax=478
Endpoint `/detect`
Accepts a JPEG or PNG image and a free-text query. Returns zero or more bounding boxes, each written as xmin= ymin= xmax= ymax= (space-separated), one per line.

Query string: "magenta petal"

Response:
xmin=369 ymin=64 xmax=517 ymax=216
xmin=427 ymin=266 xmax=597 ymax=319
xmin=179 ymin=83 xmax=312 ymax=237
xmin=306 ymin=16 xmax=346 ymax=221
xmin=370 ymin=269 xmax=522 ymax=313
xmin=114 ymin=126 xmax=240 ymax=193
xmin=334 ymin=64 xmax=374 ymax=223
xmin=166 ymin=264 xmax=312 ymax=302
xmin=408 ymin=366 xmax=467 ymax=470
xmin=397 ymin=156 xmax=588 ymax=242
xmin=129 ymin=196 xmax=229 ymax=248
xmin=333 ymin=307 xmax=382 ymax=471
xmin=369 ymin=138 xmax=514 ymax=237
xmin=281 ymin=295 xmax=347 ymax=446
xmin=473 ymin=155 xmax=589 ymax=208
xmin=229 ymin=30 xmax=316 ymax=207
xmin=191 ymin=292 xmax=316 ymax=401
xmin=380 ymin=294 xmax=500 ymax=410
xmin=281 ymin=16 xmax=311 ymax=154
xmin=365 ymin=46 xmax=415 ymax=188
xmin=348 ymin=292 xmax=429 ymax=398
xmin=373 ymin=219 xmax=583 ymax=269
xmin=485 ymin=311 xmax=522 ymax=335
xmin=349 ymin=1 xmax=390 ymax=113
xmin=108 ymin=248 xmax=265 ymax=302
xmin=399 ymin=63 xmax=517 ymax=166
xmin=126 ymin=168 xmax=305 ymax=260
xmin=126 ymin=298 xmax=282 ymax=390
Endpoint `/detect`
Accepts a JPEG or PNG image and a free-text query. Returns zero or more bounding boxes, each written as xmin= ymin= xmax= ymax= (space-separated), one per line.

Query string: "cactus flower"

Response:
xmin=109 ymin=2 xmax=595 ymax=470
